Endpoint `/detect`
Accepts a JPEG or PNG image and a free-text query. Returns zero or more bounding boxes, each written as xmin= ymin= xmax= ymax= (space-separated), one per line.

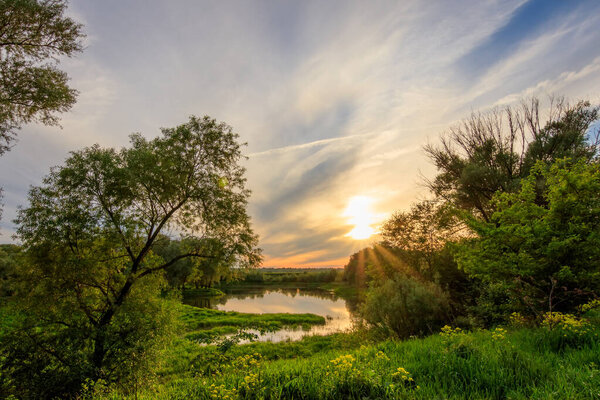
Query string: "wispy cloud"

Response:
xmin=247 ymin=132 xmax=378 ymax=158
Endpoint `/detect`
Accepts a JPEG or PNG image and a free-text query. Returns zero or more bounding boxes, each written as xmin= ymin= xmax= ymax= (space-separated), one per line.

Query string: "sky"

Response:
xmin=2 ymin=0 xmax=600 ymax=267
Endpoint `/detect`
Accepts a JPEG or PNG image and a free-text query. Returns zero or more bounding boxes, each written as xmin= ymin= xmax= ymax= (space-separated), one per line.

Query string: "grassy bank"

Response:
xmin=181 ymin=305 xmax=326 ymax=344
xmin=93 ymin=312 xmax=600 ymax=399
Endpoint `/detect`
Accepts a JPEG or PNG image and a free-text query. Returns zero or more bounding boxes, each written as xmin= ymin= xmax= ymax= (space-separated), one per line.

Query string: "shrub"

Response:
xmin=360 ymin=273 xmax=451 ymax=338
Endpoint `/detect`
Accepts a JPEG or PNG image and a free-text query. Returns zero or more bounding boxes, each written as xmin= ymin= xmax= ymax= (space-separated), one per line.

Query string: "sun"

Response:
xmin=347 ymin=225 xmax=376 ymax=240
xmin=343 ymin=196 xmax=378 ymax=240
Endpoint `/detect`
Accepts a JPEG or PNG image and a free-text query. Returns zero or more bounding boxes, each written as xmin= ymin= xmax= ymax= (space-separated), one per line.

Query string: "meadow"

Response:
xmin=89 ymin=307 xmax=600 ymax=399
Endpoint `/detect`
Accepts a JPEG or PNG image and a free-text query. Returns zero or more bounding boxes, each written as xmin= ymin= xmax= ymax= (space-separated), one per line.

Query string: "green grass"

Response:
xmin=159 ymin=330 xmax=372 ymax=378
xmin=181 ymin=304 xmax=325 ymax=330
xmin=95 ymin=320 xmax=600 ymax=399
xmin=180 ymin=304 xmax=326 ymax=344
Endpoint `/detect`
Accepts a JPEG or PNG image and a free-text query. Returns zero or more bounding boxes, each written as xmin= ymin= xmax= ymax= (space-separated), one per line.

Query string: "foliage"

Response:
xmin=380 ymin=200 xmax=462 ymax=267
xmin=360 ymin=272 xmax=451 ymax=338
xmin=153 ymin=237 xmax=196 ymax=289
xmin=523 ymin=100 xmax=600 ymax=168
xmin=182 ymin=287 xmax=225 ymax=298
xmin=455 ymin=159 xmax=600 ymax=318
xmin=538 ymin=312 xmax=597 ymax=353
xmin=0 ymin=244 xmax=21 ymax=296
xmin=167 ymin=331 xmax=371 ymax=379
xmin=0 ymin=0 xmax=84 ymax=155
xmin=424 ymin=98 xmax=599 ymax=222
xmin=541 ymin=312 xmax=590 ymax=333
xmin=343 ymin=242 xmax=473 ymax=319
xmin=1 ymin=274 xmax=179 ymax=399
xmin=580 ymin=299 xmax=600 ymax=314
xmin=379 ymin=200 xmax=474 ymax=307
xmin=2 ymin=116 xmax=261 ymax=398
xmin=156 ymin=237 xmax=239 ymax=289
xmin=343 ymin=245 xmax=412 ymax=288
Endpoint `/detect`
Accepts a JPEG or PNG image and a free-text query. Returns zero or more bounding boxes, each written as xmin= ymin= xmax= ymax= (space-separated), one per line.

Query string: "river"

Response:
xmin=183 ymin=287 xmax=359 ymax=342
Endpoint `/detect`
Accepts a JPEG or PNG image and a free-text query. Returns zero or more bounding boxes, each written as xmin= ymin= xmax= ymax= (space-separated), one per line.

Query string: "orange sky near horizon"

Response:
xmin=260 ymin=257 xmax=350 ymax=269
xmin=259 ymin=195 xmax=384 ymax=268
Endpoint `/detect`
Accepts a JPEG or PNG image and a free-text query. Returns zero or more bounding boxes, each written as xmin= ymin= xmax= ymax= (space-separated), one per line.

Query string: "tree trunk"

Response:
xmin=90 ymin=275 xmax=136 ymax=377
xmin=91 ymin=326 xmax=107 ymax=378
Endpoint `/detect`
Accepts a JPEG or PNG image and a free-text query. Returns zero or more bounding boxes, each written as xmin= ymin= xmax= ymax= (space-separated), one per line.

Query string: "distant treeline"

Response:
xmin=240 ymin=268 xmax=341 ymax=284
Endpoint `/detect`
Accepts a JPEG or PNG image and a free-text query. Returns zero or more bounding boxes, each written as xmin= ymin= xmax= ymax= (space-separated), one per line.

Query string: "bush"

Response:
xmin=0 ymin=275 xmax=179 ymax=400
xmin=360 ymin=273 xmax=451 ymax=338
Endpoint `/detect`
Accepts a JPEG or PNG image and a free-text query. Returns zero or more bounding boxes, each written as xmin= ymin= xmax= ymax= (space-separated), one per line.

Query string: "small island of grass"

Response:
xmin=180 ymin=304 xmax=326 ymax=344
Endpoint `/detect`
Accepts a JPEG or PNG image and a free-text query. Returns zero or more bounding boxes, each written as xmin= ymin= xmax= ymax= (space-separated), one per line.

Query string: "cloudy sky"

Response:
xmin=2 ymin=0 xmax=600 ymax=267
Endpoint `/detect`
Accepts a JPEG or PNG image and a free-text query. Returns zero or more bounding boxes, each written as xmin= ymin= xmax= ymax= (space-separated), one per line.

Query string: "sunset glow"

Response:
xmin=344 ymin=196 xmax=378 ymax=240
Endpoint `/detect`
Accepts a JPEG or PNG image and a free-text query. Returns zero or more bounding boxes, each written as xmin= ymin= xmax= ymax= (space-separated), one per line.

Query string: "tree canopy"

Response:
xmin=380 ymin=200 xmax=462 ymax=273
xmin=0 ymin=0 xmax=84 ymax=155
xmin=424 ymin=98 xmax=599 ymax=222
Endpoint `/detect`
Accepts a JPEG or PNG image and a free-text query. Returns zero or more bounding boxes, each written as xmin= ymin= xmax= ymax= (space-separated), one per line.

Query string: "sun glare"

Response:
xmin=344 ymin=196 xmax=378 ymax=240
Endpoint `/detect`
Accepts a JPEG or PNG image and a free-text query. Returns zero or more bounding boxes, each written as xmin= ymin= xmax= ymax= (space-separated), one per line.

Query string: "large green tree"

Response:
xmin=2 ymin=116 xmax=261 ymax=398
xmin=0 ymin=0 xmax=84 ymax=154
xmin=454 ymin=159 xmax=600 ymax=318
xmin=156 ymin=236 xmax=238 ymax=289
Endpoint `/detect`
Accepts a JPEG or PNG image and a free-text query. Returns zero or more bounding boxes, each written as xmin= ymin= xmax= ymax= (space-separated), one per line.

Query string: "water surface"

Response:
xmin=184 ymin=287 xmax=358 ymax=342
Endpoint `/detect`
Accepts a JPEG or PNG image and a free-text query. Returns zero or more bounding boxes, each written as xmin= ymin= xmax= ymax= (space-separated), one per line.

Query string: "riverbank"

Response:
xmin=92 ymin=311 xmax=600 ymax=399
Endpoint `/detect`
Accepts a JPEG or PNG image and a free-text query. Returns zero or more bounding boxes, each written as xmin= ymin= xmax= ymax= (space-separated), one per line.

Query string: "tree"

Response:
xmin=153 ymin=237 xmax=195 ymax=289
xmin=380 ymin=200 xmax=463 ymax=277
xmin=378 ymin=201 xmax=474 ymax=314
xmin=343 ymin=245 xmax=412 ymax=288
xmin=454 ymin=159 xmax=600 ymax=318
xmin=186 ymin=238 xmax=232 ymax=288
xmin=0 ymin=0 xmax=84 ymax=155
xmin=155 ymin=237 xmax=237 ymax=290
xmin=3 ymin=116 xmax=261 ymax=398
xmin=0 ymin=0 xmax=84 ymax=225
xmin=424 ymin=98 xmax=599 ymax=222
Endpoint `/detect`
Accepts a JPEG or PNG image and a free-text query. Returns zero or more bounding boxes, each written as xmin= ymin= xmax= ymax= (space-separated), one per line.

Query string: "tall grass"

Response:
xmin=93 ymin=320 xmax=600 ymax=399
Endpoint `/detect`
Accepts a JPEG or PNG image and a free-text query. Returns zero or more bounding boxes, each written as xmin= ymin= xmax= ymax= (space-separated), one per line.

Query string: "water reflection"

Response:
xmin=183 ymin=287 xmax=360 ymax=343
